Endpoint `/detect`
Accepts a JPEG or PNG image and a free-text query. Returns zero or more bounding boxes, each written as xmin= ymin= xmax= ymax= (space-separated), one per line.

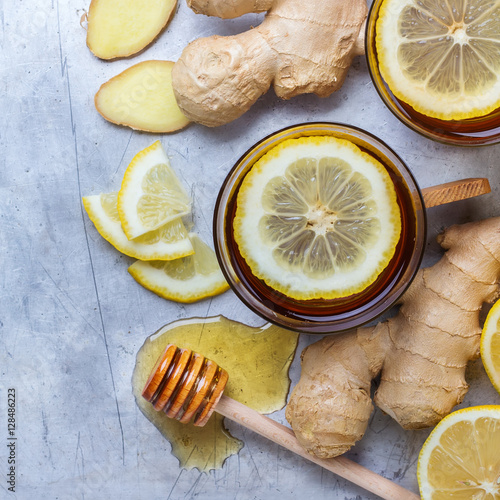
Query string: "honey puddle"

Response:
xmin=132 ymin=315 xmax=299 ymax=471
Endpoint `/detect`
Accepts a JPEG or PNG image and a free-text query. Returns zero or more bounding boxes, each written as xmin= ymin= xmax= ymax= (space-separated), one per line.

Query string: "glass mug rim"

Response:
xmin=213 ymin=122 xmax=427 ymax=334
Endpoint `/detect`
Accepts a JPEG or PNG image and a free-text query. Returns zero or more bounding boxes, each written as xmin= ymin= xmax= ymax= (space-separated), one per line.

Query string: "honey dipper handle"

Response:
xmin=421 ymin=177 xmax=490 ymax=209
xmin=216 ymin=395 xmax=420 ymax=500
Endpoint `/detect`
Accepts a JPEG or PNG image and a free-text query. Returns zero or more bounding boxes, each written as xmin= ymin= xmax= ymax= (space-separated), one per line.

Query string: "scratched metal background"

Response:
xmin=1 ymin=1 xmax=500 ymax=499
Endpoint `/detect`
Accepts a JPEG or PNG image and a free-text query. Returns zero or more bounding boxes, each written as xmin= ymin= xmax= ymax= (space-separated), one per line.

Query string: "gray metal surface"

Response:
xmin=1 ymin=1 xmax=500 ymax=499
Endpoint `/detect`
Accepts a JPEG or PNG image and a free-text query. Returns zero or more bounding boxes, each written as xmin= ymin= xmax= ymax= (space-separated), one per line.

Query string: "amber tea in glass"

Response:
xmin=213 ymin=123 xmax=427 ymax=334
xmin=365 ymin=0 xmax=500 ymax=147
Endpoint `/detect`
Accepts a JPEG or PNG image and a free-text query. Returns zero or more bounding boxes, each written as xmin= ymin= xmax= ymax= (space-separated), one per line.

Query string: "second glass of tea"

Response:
xmin=366 ymin=0 xmax=500 ymax=147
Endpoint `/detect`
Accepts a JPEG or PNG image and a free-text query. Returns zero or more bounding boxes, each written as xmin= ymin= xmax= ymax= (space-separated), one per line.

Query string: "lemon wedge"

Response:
xmin=118 ymin=141 xmax=192 ymax=240
xmin=233 ymin=136 xmax=401 ymax=300
xmin=83 ymin=192 xmax=194 ymax=261
xmin=376 ymin=0 xmax=500 ymax=120
xmin=417 ymin=406 xmax=500 ymax=499
xmin=128 ymin=233 xmax=230 ymax=303
xmin=481 ymin=299 xmax=500 ymax=396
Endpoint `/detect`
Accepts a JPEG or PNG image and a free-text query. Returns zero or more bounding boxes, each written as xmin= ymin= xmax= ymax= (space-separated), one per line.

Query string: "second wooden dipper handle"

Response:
xmin=216 ymin=395 xmax=420 ymax=500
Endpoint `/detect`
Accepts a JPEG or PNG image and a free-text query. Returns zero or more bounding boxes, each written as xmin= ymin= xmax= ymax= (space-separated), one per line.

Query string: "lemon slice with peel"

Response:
xmin=417 ymin=405 xmax=500 ymax=499
xmin=377 ymin=0 xmax=500 ymax=120
xmin=83 ymin=192 xmax=194 ymax=261
xmin=481 ymin=299 xmax=500 ymax=396
xmin=118 ymin=141 xmax=191 ymax=240
xmin=233 ymin=136 xmax=401 ymax=300
xmin=128 ymin=233 xmax=230 ymax=303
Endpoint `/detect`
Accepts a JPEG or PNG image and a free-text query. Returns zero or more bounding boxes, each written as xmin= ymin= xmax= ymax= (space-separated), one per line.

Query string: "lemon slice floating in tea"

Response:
xmin=481 ymin=299 xmax=500 ymax=396
xmin=376 ymin=0 xmax=500 ymax=120
xmin=417 ymin=405 xmax=500 ymax=499
xmin=129 ymin=233 xmax=229 ymax=303
xmin=118 ymin=140 xmax=192 ymax=240
xmin=233 ymin=136 xmax=401 ymax=300
xmin=83 ymin=192 xmax=194 ymax=261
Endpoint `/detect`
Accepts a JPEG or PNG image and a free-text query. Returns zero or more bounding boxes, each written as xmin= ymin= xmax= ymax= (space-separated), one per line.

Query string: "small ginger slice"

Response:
xmin=86 ymin=0 xmax=177 ymax=60
xmin=95 ymin=60 xmax=190 ymax=133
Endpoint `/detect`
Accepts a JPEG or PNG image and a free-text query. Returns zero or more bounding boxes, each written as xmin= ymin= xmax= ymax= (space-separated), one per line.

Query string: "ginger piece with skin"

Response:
xmin=286 ymin=217 xmax=500 ymax=458
xmin=187 ymin=0 xmax=274 ymax=18
xmin=94 ymin=0 xmax=367 ymax=130
xmin=172 ymin=0 xmax=367 ymax=126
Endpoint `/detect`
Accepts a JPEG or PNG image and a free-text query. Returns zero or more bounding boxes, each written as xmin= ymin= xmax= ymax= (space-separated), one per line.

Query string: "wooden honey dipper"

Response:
xmin=142 ymin=344 xmax=420 ymax=500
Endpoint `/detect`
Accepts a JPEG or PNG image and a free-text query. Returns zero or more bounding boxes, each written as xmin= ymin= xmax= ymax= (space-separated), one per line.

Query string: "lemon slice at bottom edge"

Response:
xmin=83 ymin=192 xmax=193 ymax=261
xmin=234 ymin=136 xmax=401 ymax=300
xmin=128 ymin=233 xmax=230 ymax=303
xmin=417 ymin=406 xmax=500 ymax=500
xmin=481 ymin=299 xmax=500 ymax=396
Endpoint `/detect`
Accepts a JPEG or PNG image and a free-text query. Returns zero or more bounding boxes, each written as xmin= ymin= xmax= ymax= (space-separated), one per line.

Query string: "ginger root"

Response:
xmin=286 ymin=217 xmax=500 ymax=458
xmin=172 ymin=0 xmax=367 ymax=126
xmin=187 ymin=0 xmax=274 ymax=18
xmin=87 ymin=0 xmax=177 ymax=60
xmin=94 ymin=0 xmax=366 ymax=130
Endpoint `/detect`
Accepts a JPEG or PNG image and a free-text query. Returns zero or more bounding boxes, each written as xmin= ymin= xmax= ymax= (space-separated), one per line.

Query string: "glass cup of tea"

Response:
xmin=365 ymin=0 xmax=500 ymax=147
xmin=213 ymin=122 xmax=427 ymax=334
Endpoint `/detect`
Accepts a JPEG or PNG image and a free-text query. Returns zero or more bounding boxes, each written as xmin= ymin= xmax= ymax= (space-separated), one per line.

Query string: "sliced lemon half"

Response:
xmin=417 ymin=405 xmax=500 ymax=499
xmin=376 ymin=0 xmax=500 ymax=120
xmin=481 ymin=299 xmax=500 ymax=396
xmin=128 ymin=233 xmax=230 ymax=303
xmin=118 ymin=141 xmax=192 ymax=240
xmin=233 ymin=136 xmax=401 ymax=300
xmin=83 ymin=192 xmax=194 ymax=261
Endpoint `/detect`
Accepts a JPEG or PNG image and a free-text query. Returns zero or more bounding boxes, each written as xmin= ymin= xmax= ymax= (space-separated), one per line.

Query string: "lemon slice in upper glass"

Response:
xmin=233 ymin=136 xmax=401 ymax=300
xmin=83 ymin=192 xmax=194 ymax=261
xmin=417 ymin=406 xmax=500 ymax=500
xmin=481 ymin=299 xmax=500 ymax=396
xmin=118 ymin=140 xmax=191 ymax=240
xmin=376 ymin=0 xmax=500 ymax=120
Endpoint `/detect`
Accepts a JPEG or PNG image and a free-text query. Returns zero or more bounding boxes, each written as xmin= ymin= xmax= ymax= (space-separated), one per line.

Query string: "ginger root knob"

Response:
xmin=172 ymin=0 xmax=367 ymax=126
xmin=286 ymin=217 xmax=500 ymax=458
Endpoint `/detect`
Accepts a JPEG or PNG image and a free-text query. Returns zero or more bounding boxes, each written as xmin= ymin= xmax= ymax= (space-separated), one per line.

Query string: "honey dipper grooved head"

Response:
xmin=142 ymin=344 xmax=228 ymax=426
